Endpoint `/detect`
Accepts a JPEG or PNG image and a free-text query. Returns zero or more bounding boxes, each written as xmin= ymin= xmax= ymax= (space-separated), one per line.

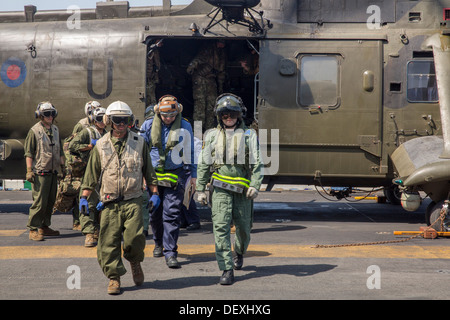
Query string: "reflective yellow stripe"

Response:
xmin=212 ymin=172 xmax=250 ymax=189
xmin=212 ymin=172 xmax=250 ymax=184
xmin=156 ymin=172 xmax=178 ymax=184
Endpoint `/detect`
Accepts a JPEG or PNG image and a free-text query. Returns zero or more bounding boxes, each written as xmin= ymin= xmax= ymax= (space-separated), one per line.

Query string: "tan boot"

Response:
xmin=107 ymin=278 xmax=121 ymax=295
xmin=130 ymin=261 xmax=144 ymax=286
xmin=72 ymin=223 xmax=81 ymax=231
xmin=39 ymin=226 xmax=60 ymax=236
xmin=93 ymin=229 xmax=99 ymax=240
xmin=84 ymin=233 xmax=97 ymax=247
xmin=29 ymin=229 xmax=44 ymax=241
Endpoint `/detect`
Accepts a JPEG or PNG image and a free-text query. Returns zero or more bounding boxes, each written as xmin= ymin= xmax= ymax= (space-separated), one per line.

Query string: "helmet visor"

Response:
xmin=111 ymin=116 xmax=131 ymax=125
xmin=42 ymin=110 xmax=57 ymax=118
xmin=216 ymin=95 xmax=242 ymax=113
xmin=220 ymin=111 xmax=240 ymax=120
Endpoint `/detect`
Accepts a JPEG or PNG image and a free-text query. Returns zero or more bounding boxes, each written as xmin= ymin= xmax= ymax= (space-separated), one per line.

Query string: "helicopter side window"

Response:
xmin=297 ymin=55 xmax=339 ymax=109
xmin=406 ymin=60 xmax=438 ymax=103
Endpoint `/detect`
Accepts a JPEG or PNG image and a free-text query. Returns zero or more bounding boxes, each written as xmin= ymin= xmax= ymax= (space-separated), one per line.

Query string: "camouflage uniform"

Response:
xmin=187 ymin=42 xmax=226 ymax=131
xmin=69 ymin=126 xmax=107 ymax=238
xmin=146 ymin=48 xmax=161 ymax=105
xmin=71 ymin=117 xmax=92 ymax=135
xmin=54 ymin=116 xmax=91 ymax=227
xmin=240 ymin=51 xmax=259 ymax=76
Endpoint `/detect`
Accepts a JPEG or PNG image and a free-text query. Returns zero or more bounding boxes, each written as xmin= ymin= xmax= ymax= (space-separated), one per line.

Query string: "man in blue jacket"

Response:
xmin=140 ymin=95 xmax=197 ymax=268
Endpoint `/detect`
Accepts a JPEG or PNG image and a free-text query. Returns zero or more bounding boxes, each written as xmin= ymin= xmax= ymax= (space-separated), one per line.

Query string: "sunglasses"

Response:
xmin=161 ymin=114 xmax=176 ymax=119
xmin=111 ymin=116 xmax=130 ymax=125
xmin=221 ymin=112 xmax=238 ymax=120
xmin=95 ymin=115 xmax=104 ymax=123
xmin=42 ymin=110 xmax=57 ymax=118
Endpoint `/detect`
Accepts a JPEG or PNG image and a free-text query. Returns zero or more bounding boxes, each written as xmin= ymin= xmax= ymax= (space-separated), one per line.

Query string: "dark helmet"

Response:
xmin=214 ymin=93 xmax=246 ymax=116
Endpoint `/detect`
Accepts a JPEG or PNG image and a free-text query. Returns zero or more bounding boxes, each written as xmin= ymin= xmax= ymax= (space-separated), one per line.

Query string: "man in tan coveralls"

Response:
xmin=25 ymin=101 xmax=65 ymax=241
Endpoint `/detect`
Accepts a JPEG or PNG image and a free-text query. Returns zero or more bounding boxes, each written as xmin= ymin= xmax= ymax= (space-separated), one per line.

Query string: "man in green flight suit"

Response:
xmin=196 ymin=93 xmax=264 ymax=285
xmin=79 ymin=101 xmax=159 ymax=295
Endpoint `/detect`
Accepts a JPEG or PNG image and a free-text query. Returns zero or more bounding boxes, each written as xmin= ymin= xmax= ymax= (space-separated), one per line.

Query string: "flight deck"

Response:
xmin=1 ymin=188 xmax=450 ymax=302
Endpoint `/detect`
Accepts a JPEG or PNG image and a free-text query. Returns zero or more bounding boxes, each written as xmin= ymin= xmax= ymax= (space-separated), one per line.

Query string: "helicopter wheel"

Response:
xmin=383 ymin=184 xmax=401 ymax=205
xmin=428 ymin=200 xmax=450 ymax=232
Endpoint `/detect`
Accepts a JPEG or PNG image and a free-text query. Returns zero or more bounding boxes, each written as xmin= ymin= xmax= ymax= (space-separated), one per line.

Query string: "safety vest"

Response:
xmin=30 ymin=122 xmax=61 ymax=173
xmin=96 ymin=131 xmax=144 ymax=202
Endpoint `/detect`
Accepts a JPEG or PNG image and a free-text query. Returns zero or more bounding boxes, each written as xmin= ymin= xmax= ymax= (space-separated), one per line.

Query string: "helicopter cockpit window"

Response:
xmin=407 ymin=60 xmax=438 ymax=103
xmin=297 ymin=55 xmax=339 ymax=108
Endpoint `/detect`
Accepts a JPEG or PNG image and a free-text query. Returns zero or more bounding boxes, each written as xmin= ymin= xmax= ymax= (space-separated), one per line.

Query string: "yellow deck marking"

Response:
xmin=0 ymin=230 xmax=26 ymax=237
xmin=1 ymin=244 xmax=450 ymax=260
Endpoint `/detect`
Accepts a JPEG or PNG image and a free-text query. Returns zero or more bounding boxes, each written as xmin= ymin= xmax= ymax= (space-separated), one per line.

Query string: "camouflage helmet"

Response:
xmin=214 ymin=93 xmax=246 ymax=115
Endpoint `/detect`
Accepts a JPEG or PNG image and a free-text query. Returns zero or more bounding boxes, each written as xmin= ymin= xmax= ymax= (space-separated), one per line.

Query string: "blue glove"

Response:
xmin=91 ymin=139 xmax=98 ymax=146
xmin=96 ymin=201 xmax=105 ymax=211
xmin=147 ymin=194 xmax=161 ymax=212
xmin=79 ymin=197 xmax=89 ymax=216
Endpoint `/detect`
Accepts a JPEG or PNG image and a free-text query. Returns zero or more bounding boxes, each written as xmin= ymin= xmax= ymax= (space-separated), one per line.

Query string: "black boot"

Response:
xmin=219 ymin=270 xmax=234 ymax=285
xmin=166 ymin=256 xmax=181 ymax=268
xmin=153 ymin=245 xmax=163 ymax=258
xmin=233 ymin=254 xmax=243 ymax=270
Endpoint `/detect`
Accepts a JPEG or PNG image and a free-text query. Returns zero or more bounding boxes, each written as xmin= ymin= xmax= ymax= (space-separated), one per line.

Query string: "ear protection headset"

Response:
xmin=103 ymin=113 xmax=111 ymax=126
xmin=154 ymin=95 xmax=183 ymax=115
xmin=35 ymin=101 xmax=58 ymax=119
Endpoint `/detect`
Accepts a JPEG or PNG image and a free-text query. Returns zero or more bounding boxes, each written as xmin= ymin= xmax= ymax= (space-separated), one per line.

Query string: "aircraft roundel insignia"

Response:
xmin=1 ymin=57 xmax=27 ymax=88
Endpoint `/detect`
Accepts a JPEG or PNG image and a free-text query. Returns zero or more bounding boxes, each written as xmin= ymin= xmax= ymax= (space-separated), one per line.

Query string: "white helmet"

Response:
xmin=104 ymin=101 xmax=134 ymax=126
xmin=91 ymin=107 xmax=106 ymax=123
xmin=35 ymin=101 xmax=57 ymax=119
xmin=85 ymin=101 xmax=101 ymax=117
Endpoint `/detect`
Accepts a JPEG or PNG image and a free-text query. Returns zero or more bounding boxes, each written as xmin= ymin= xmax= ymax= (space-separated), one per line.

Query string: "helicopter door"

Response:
xmin=258 ymin=39 xmax=383 ymax=179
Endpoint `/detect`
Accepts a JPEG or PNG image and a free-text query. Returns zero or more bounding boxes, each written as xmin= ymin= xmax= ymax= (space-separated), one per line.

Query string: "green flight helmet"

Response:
xmin=214 ymin=93 xmax=246 ymax=116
